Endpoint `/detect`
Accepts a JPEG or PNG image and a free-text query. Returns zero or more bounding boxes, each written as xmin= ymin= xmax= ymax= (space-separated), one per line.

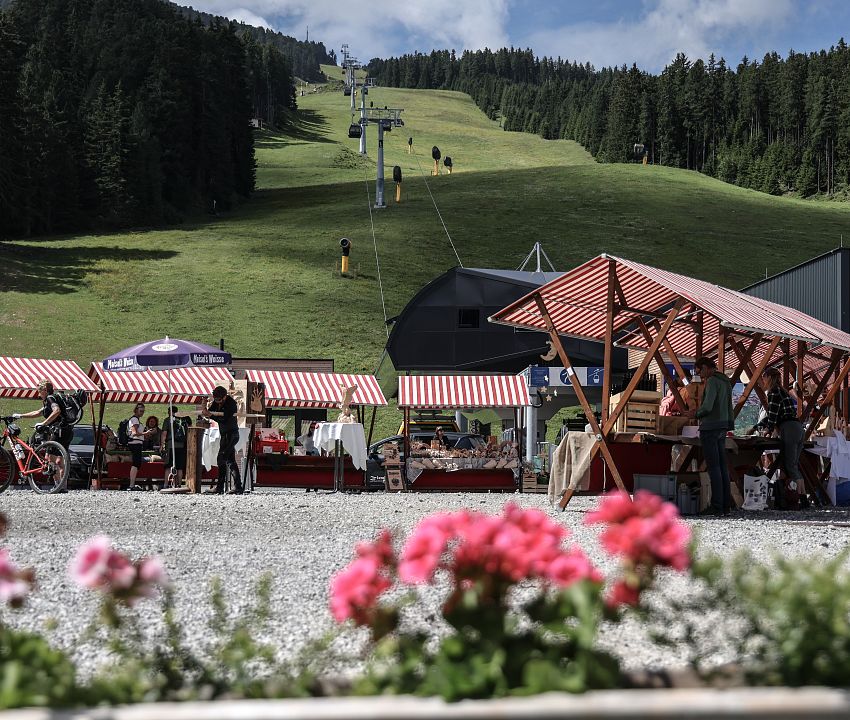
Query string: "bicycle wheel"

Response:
xmin=0 ymin=446 xmax=16 ymax=493
xmin=26 ymin=441 xmax=69 ymax=494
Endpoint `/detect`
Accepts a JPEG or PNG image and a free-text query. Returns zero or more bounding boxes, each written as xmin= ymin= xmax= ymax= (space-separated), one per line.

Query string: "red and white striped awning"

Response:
xmin=89 ymin=363 xmax=233 ymax=404
xmin=398 ymin=375 xmax=531 ymax=409
xmin=490 ymin=254 xmax=850 ymax=358
xmin=0 ymin=357 xmax=99 ymax=400
xmin=245 ymin=370 xmax=387 ymax=408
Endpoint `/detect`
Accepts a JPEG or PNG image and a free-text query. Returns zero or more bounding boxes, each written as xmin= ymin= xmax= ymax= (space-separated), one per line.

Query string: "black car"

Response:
xmin=68 ymin=425 xmax=111 ymax=488
xmin=366 ymin=432 xmax=487 ymax=490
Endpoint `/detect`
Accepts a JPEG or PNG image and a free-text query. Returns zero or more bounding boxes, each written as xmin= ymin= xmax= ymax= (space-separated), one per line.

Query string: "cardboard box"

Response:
xmin=658 ymin=416 xmax=694 ymax=435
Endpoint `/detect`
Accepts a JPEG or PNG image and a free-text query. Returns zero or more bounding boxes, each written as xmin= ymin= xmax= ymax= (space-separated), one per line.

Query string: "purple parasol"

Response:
xmin=102 ymin=337 xmax=232 ymax=487
xmin=102 ymin=337 xmax=231 ymax=371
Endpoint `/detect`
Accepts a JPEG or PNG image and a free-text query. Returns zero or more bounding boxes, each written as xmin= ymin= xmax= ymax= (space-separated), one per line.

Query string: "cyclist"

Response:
xmin=12 ymin=379 xmax=73 ymax=451
xmin=11 ymin=379 xmax=72 ymax=484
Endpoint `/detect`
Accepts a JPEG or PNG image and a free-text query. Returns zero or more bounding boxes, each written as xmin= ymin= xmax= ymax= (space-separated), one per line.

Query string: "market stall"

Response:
xmin=397 ymin=375 xmax=530 ymax=491
xmin=88 ymin=362 xmax=233 ymax=488
xmin=245 ymin=370 xmax=386 ymax=490
xmin=489 ymin=254 xmax=850 ymax=510
xmin=0 ymin=357 xmax=99 ymax=487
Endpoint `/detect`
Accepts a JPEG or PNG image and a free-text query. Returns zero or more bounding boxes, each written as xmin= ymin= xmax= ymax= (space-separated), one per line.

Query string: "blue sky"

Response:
xmin=187 ymin=0 xmax=850 ymax=72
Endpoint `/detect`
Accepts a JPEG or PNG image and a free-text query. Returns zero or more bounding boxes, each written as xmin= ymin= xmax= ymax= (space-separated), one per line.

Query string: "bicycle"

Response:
xmin=0 ymin=417 xmax=69 ymax=494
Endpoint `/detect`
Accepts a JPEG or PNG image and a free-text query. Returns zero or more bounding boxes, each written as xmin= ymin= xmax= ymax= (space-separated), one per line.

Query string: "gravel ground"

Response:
xmin=2 ymin=488 xmax=850 ymax=676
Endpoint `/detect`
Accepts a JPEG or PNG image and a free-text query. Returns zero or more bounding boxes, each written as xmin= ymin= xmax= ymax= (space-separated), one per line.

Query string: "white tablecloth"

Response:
xmin=313 ymin=422 xmax=368 ymax=470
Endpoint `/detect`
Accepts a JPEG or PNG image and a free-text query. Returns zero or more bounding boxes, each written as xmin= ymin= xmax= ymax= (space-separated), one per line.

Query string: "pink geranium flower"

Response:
xmin=69 ymin=536 xmax=167 ymax=605
xmin=0 ymin=548 xmax=34 ymax=608
xmin=70 ymin=535 xmax=135 ymax=591
xmin=607 ymin=579 xmax=640 ymax=608
xmin=587 ymin=491 xmax=692 ymax=571
xmin=329 ymin=556 xmax=391 ymax=625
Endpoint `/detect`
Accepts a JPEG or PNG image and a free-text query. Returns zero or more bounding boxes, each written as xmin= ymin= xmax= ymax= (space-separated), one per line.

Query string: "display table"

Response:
xmin=312 ymin=423 xmax=368 ymax=470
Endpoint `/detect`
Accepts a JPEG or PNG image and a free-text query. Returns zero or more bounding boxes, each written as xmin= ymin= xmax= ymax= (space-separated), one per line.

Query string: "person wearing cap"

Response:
xmin=202 ymin=386 xmax=243 ymax=494
xmin=433 ymin=426 xmax=452 ymax=449
xmin=298 ymin=422 xmax=319 ymax=456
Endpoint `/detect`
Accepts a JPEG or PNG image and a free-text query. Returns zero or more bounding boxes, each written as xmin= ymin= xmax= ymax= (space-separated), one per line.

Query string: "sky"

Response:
xmin=186 ymin=0 xmax=850 ymax=72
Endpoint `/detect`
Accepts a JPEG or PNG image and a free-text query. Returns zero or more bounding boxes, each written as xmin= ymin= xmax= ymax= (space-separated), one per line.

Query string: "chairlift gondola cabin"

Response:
xmin=343 ymin=84 xmax=352 ymax=97
xmin=348 ymin=123 xmax=362 ymax=139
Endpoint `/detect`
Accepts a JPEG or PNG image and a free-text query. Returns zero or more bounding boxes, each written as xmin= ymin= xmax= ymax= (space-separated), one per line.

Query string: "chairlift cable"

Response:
xmin=411 ymin=146 xmax=463 ymax=268
xmin=363 ymin=165 xmax=390 ymax=338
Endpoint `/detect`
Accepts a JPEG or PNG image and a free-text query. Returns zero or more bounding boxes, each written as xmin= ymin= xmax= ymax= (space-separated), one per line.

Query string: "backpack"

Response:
xmin=167 ymin=417 xmax=186 ymax=445
xmin=117 ymin=418 xmax=132 ymax=446
xmin=49 ymin=390 xmax=87 ymax=426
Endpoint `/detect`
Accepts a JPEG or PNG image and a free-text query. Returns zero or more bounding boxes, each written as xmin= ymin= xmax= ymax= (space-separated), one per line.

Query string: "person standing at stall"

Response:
xmin=754 ymin=367 xmax=805 ymax=507
xmin=688 ymin=357 xmax=734 ymax=515
xmin=203 ymin=386 xmax=243 ymax=494
xmin=433 ymin=426 xmax=452 ymax=449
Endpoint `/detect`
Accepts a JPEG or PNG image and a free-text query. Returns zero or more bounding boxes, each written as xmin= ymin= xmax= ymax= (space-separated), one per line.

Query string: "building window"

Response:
xmin=458 ymin=308 xmax=480 ymax=328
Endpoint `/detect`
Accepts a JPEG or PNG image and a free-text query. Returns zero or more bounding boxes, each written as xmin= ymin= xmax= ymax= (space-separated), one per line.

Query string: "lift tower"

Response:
xmin=355 ymin=107 xmax=404 ymax=208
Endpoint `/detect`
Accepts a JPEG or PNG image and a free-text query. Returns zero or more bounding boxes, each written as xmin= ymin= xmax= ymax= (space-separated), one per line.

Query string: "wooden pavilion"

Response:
xmin=489 ymin=254 xmax=850 ymax=509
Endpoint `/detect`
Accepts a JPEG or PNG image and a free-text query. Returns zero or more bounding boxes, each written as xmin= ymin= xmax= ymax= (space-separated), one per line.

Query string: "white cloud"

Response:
xmin=186 ymin=0 xmax=511 ymax=59
xmin=523 ymin=0 xmax=795 ymax=71
xmin=225 ymin=7 xmax=272 ymax=28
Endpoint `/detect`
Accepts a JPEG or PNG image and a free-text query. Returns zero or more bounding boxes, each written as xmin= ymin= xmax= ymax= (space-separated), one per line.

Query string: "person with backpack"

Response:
xmin=125 ymin=403 xmax=155 ymax=490
xmin=12 ymin=379 xmax=74 ymax=451
xmin=160 ymin=405 xmax=187 ymax=486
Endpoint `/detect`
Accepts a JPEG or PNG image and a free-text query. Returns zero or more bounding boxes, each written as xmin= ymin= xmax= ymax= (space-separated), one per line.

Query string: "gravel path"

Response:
xmin=3 ymin=489 xmax=850 ymax=675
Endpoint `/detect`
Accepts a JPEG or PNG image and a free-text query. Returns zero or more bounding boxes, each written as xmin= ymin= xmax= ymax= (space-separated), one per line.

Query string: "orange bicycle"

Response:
xmin=0 ymin=417 xmax=69 ymax=494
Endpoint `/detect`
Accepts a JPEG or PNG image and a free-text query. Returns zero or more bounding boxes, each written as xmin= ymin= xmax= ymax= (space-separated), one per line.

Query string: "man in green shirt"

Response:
xmin=689 ymin=356 xmax=734 ymax=515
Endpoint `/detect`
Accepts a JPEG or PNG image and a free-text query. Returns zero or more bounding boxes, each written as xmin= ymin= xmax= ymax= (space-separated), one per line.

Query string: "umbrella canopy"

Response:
xmin=103 ymin=337 xmax=231 ymax=371
xmin=101 ymin=337 xmax=233 ymax=487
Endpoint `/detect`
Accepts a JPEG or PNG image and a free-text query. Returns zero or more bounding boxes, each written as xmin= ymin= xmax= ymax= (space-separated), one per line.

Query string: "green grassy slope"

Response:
xmin=2 ymin=81 xmax=850 ymax=429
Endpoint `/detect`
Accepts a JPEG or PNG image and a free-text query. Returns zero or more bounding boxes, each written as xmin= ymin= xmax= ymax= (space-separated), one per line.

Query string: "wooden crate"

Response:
xmin=522 ymin=470 xmax=548 ymax=494
xmin=611 ymin=401 xmax=659 ymax=432
xmin=610 ymin=390 xmax=660 ymax=433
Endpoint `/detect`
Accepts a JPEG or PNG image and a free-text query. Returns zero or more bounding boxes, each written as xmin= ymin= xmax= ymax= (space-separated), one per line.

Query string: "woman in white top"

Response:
xmin=298 ymin=422 xmax=319 ymax=455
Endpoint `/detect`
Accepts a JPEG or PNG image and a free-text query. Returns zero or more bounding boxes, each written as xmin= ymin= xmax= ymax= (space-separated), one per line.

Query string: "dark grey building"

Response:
xmin=741 ymin=248 xmax=850 ymax=332
xmin=384 ymin=267 xmax=624 ymax=373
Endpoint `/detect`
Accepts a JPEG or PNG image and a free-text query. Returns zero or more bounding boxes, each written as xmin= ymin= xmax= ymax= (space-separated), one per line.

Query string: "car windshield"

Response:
xmin=71 ymin=426 xmax=94 ymax=445
xmin=454 ymin=436 xmax=486 ymax=451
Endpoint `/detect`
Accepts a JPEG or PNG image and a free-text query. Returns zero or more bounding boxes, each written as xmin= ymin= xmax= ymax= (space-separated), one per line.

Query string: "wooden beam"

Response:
xmin=717 ymin=326 xmax=726 ymax=373
xmin=796 ymin=342 xmax=806 ymax=420
xmin=602 ymin=259 xmax=616 ymax=424
xmin=801 ymin=349 xmax=841 ymax=422
xmin=805 ymin=356 xmax=850 ymax=441
xmin=728 ymin=334 xmax=762 ymax=386
xmin=635 ymin=318 xmax=688 ymax=413
xmin=604 ymin=299 xmax=686 ymax=436
xmin=533 ymin=293 xmax=628 ymax=507
xmin=732 ymin=335 xmax=781 ymax=417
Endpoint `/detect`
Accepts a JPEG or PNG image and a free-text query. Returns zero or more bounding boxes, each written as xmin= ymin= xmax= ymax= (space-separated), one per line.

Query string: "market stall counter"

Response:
xmin=246 ymin=371 xmax=386 ymax=491
xmin=397 ymin=375 xmax=530 ymax=492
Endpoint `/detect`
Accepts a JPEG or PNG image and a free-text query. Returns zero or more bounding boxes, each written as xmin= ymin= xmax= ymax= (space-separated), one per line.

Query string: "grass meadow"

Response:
xmin=3 ymin=76 xmax=850 ymax=435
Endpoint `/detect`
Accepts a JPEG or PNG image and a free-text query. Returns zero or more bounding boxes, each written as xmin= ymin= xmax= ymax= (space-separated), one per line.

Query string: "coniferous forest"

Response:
xmin=0 ymin=0 xmax=315 ymax=237
xmin=368 ymin=44 xmax=850 ymax=198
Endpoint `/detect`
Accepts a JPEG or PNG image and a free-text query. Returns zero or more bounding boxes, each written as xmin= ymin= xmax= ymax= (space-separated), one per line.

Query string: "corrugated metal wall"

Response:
xmin=742 ymin=249 xmax=849 ymax=332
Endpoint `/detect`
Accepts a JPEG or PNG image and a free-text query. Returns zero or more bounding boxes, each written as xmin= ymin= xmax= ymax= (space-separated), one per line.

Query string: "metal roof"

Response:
xmin=489 ymin=254 xmax=850 ymax=358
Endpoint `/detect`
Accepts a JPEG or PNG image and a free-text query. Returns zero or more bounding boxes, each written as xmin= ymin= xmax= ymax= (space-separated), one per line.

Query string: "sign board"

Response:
xmin=549 ymin=367 xmax=604 ymax=387
xmin=528 ymin=367 xmax=550 ymax=388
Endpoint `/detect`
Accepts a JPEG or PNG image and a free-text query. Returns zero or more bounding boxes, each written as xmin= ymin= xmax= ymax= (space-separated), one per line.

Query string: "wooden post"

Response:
xmin=533 ymin=293 xmax=628 ymax=508
xmin=717 ymin=326 xmax=726 ymax=373
xmin=366 ymin=406 xmax=377 ymax=448
xmin=601 ymin=259 xmax=616 ymax=424
xmin=185 ymin=426 xmax=205 ymax=493
xmin=780 ymin=340 xmax=789 ymax=387
xmin=695 ymin=311 xmax=704 ymax=359
xmin=89 ymin=393 xmax=107 ymax=490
